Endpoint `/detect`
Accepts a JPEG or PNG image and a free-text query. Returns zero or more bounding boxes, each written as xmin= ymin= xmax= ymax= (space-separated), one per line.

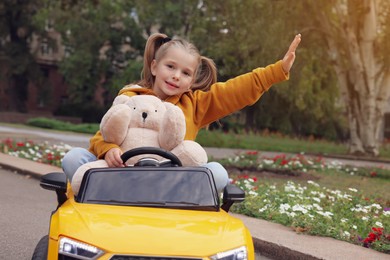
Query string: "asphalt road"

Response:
xmin=0 ymin=167 xmax=56 ymax=259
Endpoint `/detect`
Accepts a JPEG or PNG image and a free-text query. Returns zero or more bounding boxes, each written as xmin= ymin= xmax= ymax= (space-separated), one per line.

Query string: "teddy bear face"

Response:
xmin=127 ymin=95 xmax=167 ymax=132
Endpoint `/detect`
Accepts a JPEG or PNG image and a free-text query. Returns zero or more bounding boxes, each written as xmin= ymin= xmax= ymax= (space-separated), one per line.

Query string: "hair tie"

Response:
xmin=162 ymin=37 xmax=171 ymax=44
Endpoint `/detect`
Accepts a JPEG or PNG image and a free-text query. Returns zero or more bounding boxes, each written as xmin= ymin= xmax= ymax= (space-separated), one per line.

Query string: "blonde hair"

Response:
xmin=137 ymin=33 xmax=217 ymax=91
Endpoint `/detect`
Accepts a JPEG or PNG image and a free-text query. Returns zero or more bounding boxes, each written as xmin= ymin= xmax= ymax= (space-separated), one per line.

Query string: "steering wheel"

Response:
xmin=120 ymin=147 xmax=182 ymax=167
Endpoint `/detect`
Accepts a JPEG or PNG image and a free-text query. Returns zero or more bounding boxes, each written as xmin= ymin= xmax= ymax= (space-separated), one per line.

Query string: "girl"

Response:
xmin=62 ymin=33 xmax=301 ymax=192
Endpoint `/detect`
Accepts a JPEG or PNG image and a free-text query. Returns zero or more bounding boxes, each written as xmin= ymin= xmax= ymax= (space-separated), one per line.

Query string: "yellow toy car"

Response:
xmin=32 ymin=147 xmax=254 ymax=259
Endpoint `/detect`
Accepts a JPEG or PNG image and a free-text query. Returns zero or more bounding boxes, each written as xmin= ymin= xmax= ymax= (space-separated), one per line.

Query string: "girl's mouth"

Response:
xmin=166 ymin=81 xmax=178 ymax=88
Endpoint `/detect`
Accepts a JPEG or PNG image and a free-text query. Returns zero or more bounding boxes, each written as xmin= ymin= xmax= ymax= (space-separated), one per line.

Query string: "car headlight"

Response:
xmin=210 ymin=246 xmax=247 ymax=260
xmin=59 ymin=237 xmax=104 ymax=259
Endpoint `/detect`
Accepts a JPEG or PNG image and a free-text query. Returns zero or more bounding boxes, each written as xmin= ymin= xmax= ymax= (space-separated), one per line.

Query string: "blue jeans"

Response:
xmin=62 ymin=147 xmax=229 ymax=192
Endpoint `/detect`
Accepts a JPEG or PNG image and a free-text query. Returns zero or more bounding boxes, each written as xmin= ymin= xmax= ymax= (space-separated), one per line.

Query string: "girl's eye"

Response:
xmin=166 ymin=64 xmax=174 ymax=69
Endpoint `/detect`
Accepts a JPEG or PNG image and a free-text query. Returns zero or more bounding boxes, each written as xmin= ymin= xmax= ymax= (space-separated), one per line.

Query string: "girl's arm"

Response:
xmin=191 ymin=34 xmax=302 ymax=128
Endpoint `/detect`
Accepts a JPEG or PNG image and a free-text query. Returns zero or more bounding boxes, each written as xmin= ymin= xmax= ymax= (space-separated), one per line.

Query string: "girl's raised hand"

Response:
xmin=282 ymin=34 xmax=301 ymax=73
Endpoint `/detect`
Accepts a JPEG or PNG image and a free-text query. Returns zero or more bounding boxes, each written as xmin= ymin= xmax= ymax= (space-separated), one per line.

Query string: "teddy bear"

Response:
xmin=71 ymin=94 xmax=208 ymax=194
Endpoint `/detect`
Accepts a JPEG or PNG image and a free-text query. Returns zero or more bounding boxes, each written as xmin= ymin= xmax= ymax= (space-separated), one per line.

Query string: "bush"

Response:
xmin=27 ymin=117 xmax=99 ymax=134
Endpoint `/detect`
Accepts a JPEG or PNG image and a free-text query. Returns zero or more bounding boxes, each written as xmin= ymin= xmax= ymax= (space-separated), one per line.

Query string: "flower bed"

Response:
xmin=232 ymin=176 xmax=390 ymax=253
xmin=0 ymin=138 xmax=72 ymax=168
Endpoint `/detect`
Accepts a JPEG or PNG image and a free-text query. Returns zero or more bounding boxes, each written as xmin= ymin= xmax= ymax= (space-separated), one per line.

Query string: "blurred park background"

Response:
xmin=1 ymin=0 xmax=390 ymax=157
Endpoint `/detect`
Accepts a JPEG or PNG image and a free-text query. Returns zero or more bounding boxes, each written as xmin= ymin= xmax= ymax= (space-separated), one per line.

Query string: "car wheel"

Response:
xmin=31 ymin=235 xmax=48 ymax=260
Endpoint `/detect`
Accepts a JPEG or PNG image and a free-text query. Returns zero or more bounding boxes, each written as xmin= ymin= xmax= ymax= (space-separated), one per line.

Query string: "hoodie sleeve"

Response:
xmin=192 ymin=60 xmax=288 ymax=127
xmin=88 ymin=130 xmax=120 ymax=159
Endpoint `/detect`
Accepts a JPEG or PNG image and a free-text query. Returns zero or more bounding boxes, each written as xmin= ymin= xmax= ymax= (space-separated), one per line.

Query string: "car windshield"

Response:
xmin=78 ymin=167 xmax=218 ymax=210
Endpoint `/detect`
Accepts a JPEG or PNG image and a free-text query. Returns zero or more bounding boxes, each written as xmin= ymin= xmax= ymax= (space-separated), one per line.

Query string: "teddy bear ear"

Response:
xmin=113 ymin=95 xmax=132 ymax=106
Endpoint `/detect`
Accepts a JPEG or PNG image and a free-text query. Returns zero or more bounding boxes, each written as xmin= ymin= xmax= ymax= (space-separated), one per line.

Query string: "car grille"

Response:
xmin=110 ymin=256 xmax=203 ymax=260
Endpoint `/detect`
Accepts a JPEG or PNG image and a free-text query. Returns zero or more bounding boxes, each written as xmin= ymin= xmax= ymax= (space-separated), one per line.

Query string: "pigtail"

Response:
xmin=192 ymin=56 xmax=218 ymax=91
xmin=138 ymin=33 xmax=168 ymax=89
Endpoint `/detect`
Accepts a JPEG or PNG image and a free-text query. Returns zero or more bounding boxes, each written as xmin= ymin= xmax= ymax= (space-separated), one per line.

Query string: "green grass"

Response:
xmin=196 ymin=129 xmax=390 ymax=160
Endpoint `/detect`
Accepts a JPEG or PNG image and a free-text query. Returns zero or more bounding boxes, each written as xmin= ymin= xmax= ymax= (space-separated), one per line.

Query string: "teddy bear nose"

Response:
xmin=142 ymin=112 xmax=148 ymax=120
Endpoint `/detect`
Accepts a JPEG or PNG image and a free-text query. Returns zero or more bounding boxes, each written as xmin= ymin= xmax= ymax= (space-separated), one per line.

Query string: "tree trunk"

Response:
xmin=315 ymin=0 xmax=390 ymax=156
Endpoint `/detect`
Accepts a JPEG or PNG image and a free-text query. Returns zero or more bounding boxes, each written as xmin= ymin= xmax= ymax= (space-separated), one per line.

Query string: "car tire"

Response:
xmin=31 ymin=235 xmax=48 ymax=260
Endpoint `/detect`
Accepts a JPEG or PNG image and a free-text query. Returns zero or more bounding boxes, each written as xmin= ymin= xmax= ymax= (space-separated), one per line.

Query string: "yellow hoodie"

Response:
xmin=89 ymin=60 xmax=288 ymax=159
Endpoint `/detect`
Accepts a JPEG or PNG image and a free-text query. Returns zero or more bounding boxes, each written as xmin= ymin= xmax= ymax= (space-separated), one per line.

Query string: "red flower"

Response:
xmin=280 ymin=159 xmax=288 ymax=166
xmin=363 ymin=227 xmax=384 ymax=246
xmin=246 ymin=151 xmax=258 ymax=155
xmin=46 ymin=153 xmax=54 ymax=160
xmin=370 ymin=171 xmax=377 ymax=177
xmin=371 ymin=227 xmax=383 ymax=235
xmin=16 ymin=142 xmax=25 ymax=147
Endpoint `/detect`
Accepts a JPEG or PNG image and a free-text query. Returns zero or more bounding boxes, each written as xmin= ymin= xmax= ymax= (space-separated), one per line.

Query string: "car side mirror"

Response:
xmin=221 ymin=184 xmax=245 ymax=212
xmin=40 ymin=172 xmax=68 ymax=206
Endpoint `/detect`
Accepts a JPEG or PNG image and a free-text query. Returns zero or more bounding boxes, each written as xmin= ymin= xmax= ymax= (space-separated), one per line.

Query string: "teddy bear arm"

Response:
xmin=159 ymin=106 xmax=186 ymax=150
xmin=101 ymin=104 xmax=132 ymax=145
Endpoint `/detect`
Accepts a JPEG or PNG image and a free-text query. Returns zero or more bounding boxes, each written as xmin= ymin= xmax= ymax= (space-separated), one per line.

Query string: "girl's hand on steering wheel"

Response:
xmin=105 ymin=148 xmax=125 ymax=167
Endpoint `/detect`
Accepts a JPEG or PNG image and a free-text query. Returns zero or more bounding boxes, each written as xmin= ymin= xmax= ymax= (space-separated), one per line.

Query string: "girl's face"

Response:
xmin=151 ymin=46 xmax=198 ymax=100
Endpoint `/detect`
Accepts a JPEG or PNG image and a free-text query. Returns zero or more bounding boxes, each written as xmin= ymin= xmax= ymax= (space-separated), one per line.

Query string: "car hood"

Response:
xmin=53 ymin=201 xmax=251 ymax=256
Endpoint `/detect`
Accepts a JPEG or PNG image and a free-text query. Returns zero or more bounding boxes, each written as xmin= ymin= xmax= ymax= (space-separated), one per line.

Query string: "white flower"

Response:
xmin=370 ymin=204 xmax=382 ymax=210
xmin=259 ymin=205 xmax=269 ymax=213
xmin=288 ymin=212 xmax=297 ymax=218
xmin=313 ymin=204 xmax=323 ymax=211
xmin=375 ymin=221 xmax=383 ymax=228
xmin=292 ymin=204 xmax=308 ymax=214
xmin=312 ymin=197 xmax=321 ymax=203
xmin=279 ymin=204 xmax=291 ymax=214
xmin=316 ymin=211 xmax=333 ymax=218
xmin=343 ymin=231 xmax=351 ymax=238
xmin=352 ymin=225 xmax=357 ymax=230
xmin=307 ymin=180 xmax=320 ymax=187
xmin=263 ymin=159 xmax=274 ymax=165
xmin=348 ymin=188 xmax=358 ymax=193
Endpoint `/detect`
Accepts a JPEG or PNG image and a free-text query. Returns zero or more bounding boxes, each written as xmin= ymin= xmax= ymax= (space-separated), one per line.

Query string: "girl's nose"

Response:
xmin=172 ymin=70 xmax=180 ymax=80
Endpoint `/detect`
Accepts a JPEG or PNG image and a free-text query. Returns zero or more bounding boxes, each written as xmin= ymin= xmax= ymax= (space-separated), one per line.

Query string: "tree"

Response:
xmin=34 ymin=0 xmax=202 ymax=117
xmin=188 ymin=0 xmax=346 ymax=140
xmin=0 ymin=0 xmax=45 ymax=112
xmin=300 ymin=0 xmax=390 ymax=156
xmin=36 ymin=0 xmax=144 ymax=103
